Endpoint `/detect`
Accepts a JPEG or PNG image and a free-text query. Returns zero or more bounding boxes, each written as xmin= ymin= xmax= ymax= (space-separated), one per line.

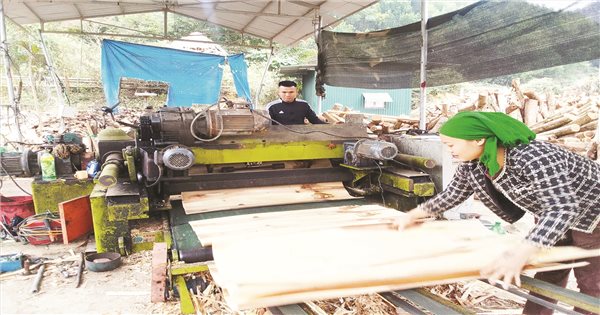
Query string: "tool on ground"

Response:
xmin=75 ymin=252 xmax=84 ymax=288
xmin=85 ymin=252 xmax=121 ymax=272
xmin=31 ymin=263 xmax=45 ymax=294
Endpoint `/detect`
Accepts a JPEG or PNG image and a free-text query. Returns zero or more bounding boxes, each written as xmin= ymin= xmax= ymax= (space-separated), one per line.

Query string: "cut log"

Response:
xmin=430 ymin=117 xmax=448 ymax=133
xmin=458 ymin=100 xmax=478 ymax=112
xmin=580 ymin=120 xmax=598 ymax=132
xmin=569 ymin=112 xmax=598 ymax=127
xmin=322 ymin=112 xmax=344 ymax=124
xmin=547 ymin=93 xmax=556 ymax=113
xmin=507 ymin=107 xmax=523 ymax=122
xmin=573 ymin=131 xmax=596 ymax=140
xmin=523 ymin=91 xmax=541 ymax=102
xmin=505 ymin=103 xmax=520 ymax=115
xmin=331 ymin=103 xmax=344 ymax=111
xmin=554 ymin=141 xmax=589 ymax=151
xmin=487 ymin=92 xmax=500 ymax=112
xmin=524 ymin=99 xmax=539 ymax=126
xmin=328 ymin=111 xmax=418 ymax=125
xmin=511 ymin=79 xmax=525 ymax=104
xmin=426 ymin=115 xmax=442 ymax=131
xmin=539 ymin=124 xmax=581 ymax=138
xmin=531 ymin=116 xmax=573 ymax=134
xmin=477 ymin=94 xmax=487 ymax=109
xmin=496 ymin=92 xmax=508 ymax=113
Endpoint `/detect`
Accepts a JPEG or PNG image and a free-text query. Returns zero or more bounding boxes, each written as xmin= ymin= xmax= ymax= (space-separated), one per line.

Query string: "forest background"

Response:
xmin=0 ymin=0 xmax=598 ymax=114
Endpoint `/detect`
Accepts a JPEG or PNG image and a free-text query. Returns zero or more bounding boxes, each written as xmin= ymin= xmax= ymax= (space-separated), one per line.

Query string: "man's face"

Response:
xmin=278 ymin=86 xmax=298 ymax=103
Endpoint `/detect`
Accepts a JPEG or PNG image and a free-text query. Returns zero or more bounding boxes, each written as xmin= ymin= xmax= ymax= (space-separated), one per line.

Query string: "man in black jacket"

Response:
xmin=266 ymin=80 xmax=326 ymax=125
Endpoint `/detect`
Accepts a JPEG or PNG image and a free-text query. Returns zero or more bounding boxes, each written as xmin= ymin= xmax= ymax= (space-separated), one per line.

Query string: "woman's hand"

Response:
xmin=480 ymin=242 xmax=540 ymax=289
xmin=392 ymin=207 xmax=430 ymax=230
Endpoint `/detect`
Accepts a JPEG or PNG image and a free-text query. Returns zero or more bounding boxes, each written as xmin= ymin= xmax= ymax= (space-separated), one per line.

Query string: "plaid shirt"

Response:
xmin=420 ymin=140 xmax=600 ymax=247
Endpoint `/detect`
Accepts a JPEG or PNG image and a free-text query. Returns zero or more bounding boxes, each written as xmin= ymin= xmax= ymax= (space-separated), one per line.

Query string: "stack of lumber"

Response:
xmin=191 ymin=205 xmax=599 ymax=311
xmin=181 ymin=182 xmax=359 ymax=215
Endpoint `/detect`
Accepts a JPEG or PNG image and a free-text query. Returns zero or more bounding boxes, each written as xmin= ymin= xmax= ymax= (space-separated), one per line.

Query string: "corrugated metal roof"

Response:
xmin=2 ymin=0 xmax=378 ymax=45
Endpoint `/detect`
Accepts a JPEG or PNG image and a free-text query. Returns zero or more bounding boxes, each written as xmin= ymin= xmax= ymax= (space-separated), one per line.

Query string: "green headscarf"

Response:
xmin=439 ymin=112 xmax=536 ymax=177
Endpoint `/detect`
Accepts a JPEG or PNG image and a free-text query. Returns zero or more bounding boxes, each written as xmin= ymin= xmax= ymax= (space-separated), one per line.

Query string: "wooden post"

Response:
xmin=151 ymin=242 xmax=168 ymax=303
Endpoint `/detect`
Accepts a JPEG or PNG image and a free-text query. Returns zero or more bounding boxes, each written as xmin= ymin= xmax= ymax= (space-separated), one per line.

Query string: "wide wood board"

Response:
xmin=200 ymin=208 xmax=599 ymax=311
xmin=182 ymin=182 xmax=358 ymax=214
xmin=189 ymin=204 xmax=400 ymax=246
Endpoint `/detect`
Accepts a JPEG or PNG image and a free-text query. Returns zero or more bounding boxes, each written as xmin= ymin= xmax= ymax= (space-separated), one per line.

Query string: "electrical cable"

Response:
xmin=0 ymin=165 xmax=32 ymax=196
xmin=250 ymin=109 xmax=372 ymax=139
xmin=190 ymin=103 xmax=225 ymax=142
xmin=373 ymin=160 xmax=386 ymax=206
xmin=145 ymin=159 xmax=163 ymax=188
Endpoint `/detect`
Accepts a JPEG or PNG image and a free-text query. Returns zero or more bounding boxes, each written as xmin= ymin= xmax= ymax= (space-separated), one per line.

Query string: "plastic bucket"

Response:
xmin=0 ymin=196 xmax=35 ymax=221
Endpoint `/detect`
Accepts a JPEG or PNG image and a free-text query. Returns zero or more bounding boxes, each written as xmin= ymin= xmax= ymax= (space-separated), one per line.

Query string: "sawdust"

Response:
xmin=313 ymin=294 xmax=397 ymax=314
xmin=427 ymin=282 xmax=524 ymax=312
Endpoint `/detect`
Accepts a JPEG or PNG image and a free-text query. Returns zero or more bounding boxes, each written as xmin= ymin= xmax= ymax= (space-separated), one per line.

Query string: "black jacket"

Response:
xmin=266 ymin=99 xmax=325 ymax=125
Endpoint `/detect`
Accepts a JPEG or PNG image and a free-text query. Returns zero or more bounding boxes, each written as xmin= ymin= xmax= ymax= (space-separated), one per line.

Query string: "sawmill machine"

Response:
xmin=90 ymin=105 xmax=442 ymax=253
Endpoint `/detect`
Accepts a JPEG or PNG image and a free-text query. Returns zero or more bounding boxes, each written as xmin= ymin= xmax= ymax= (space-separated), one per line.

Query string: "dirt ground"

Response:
xmin=0 ymin=241 xmax=180 ymax=315
xmin=0 ymin=177 xmax=180 ymax=314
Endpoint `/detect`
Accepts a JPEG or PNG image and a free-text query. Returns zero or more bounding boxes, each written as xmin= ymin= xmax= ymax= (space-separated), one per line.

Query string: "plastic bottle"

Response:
xmin=491 ymin=222 xmax=505 ymax=235
xmin=40 ymin=151 xmax=57 ymax=181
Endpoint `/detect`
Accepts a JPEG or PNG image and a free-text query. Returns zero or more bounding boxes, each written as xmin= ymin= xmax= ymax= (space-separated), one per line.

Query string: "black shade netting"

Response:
xmin=316 ymin=0 xmax=600 ymax=94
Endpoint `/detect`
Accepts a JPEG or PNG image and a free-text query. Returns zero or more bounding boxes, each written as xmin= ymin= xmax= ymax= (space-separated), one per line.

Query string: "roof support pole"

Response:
xmin=38 ymin=29 xmax=67 ymax=131
xmin=314 ymin=11 xmax=322 ymax=114
xmin=418 ymin=0 xmax=428 ymax=131
xmin=163 ymin=10 xmax=167 ymax=37
xmin=0 ymin=1 xmax=22 ymax=147
xmin=255 ymin=45 xmax=274 ymax=107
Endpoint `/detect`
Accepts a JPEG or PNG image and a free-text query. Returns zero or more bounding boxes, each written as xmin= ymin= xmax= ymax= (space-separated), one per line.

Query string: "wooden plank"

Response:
xmin=182 ymin=182 xmax=358 ymax=214
xmin=151 ymin=242 xmax=168 ymax=303
xmin=207 ymin=220 xmax=599 ymax=310
xmin=189 ymin=204 xmax=400 ymax=246
xmin=58 ymin=196 xmax=93 ymax=244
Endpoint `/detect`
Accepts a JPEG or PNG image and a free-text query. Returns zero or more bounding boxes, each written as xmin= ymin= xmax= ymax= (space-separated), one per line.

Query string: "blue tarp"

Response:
xmin=101 ymin=39 xmax=252 ymax=107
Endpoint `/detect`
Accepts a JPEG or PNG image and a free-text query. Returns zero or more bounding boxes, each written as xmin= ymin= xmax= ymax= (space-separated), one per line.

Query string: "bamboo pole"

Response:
xmin=394 ymin=153 xmax=436 ymax=169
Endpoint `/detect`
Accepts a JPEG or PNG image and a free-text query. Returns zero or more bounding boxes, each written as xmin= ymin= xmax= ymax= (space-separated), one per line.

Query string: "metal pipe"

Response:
xmin=75 ymin=252 xmax=84 ymax=288
xmin=0 ymin=2 xmax=22 ymax=148
xmin=355 ymin=140 xmax=398 ymax=161
xmin=486 ymin=281 xmax=583 ymax=315
xmin=38 ymin=29 xmax=67 ymax=132
xmin=394 ymin=153 xmax=436 ymax=169
xmin=255 ymin=46 xmax=274 ymax=107
xmin=31 ymin=263 xmax=46 ymax=294
xmin=418 ymin=0 xmax=428 ymax=131
xmin=98 ymin=152 xmax=123 ymax=187
xmin=179 ymin=246 xmax=214 ymax=263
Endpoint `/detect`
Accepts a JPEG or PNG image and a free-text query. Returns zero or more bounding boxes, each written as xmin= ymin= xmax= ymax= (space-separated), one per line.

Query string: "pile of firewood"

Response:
xmin=323 ymin=79 xmax=599 ymax=162
xmin=321 ymin=103 xmax=420 ymax=134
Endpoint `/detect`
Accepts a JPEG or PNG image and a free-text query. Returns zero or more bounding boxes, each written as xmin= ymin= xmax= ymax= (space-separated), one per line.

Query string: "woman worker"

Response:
xmin=395 ymin=112 xmax=599 ymax=315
